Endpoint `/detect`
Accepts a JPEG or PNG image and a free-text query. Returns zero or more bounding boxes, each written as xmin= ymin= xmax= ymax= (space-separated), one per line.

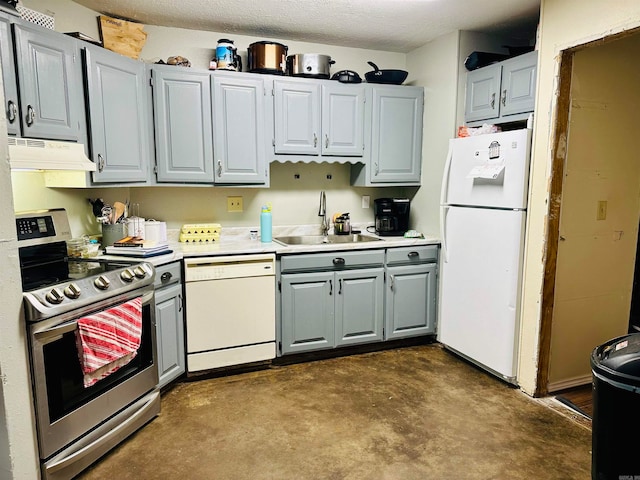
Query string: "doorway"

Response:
xmin=538 ymin=30 xmax=640 ymax=395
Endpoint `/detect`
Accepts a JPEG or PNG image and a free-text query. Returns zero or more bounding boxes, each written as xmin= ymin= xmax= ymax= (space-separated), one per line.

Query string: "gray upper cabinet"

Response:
xmin=465 ymin=51 xmax=537 ymax=125
xmin=359 ymin=85 xmax=423 ymax=185
xmin=12 ymin=21 xmax=85 ymax=142
xmin=0 ymin=15 xmax=19 ymax=136
xmin=273 ymin=78 xmax=366 ymax=159
xmin=273 ymin=79 xmax=321 ymax=155
xmin=212 ymin=73 xmax=268 ymax=184
xmin=151 ymin=65 xmax=214 ymax=183
xmin=83 ymin=46 xmax=151 ymax=183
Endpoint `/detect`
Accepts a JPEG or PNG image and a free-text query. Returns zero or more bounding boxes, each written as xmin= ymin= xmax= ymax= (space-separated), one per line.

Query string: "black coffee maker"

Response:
xmin=374 ymin=198 xmax=410 ymax=236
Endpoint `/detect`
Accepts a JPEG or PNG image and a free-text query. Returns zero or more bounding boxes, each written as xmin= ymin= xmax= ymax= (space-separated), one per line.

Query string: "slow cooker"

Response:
xmin=247 ymin=41 xmax=288 ymax=75
xmin=286 ymin=54 xmax=335 ymax=79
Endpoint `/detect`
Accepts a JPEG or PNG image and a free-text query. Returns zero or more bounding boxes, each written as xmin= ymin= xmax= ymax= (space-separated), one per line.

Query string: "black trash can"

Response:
xmin=591 ymin=333 xmax=640 ymax=480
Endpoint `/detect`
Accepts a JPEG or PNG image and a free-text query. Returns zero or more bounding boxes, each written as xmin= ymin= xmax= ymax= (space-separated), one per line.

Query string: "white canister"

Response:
xmin=145 ymin=220 xmax=167 ymax=243
xmin=125 ymin=217 xmax=145 ymax=239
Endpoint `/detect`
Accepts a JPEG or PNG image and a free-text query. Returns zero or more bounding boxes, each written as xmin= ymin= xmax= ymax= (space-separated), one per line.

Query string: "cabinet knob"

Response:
xmin=160 ymin=271 xmax=173 ymax=283
xmin=407 ymin=251 xmax=419 ymax=258
xmin=26 ymin=105 xmax=35 ymax=126
xmin=332 ymin=257 xmax=345 ymax=266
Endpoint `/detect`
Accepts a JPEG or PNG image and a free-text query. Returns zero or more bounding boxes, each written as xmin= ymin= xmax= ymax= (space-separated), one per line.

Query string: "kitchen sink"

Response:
xmin=274 ymin=234 xmax=383 ymax=246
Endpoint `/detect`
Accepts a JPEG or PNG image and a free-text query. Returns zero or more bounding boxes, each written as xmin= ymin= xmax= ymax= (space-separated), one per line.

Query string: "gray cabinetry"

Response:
xmin=12 ymin=20 xmax=85 ymax=142
xmin=385 ymin=245 xmax=438 ymax=340
xmin=273 ymin=78 xmax=366 ymax=159
xmin=351 ymin=85 xmax=423 ymax=186
xmin=151 ymin=65 xmax=214 ymax=183
xmin=279 ymin=250 xmax=385 ymax=355
xmin=212 ymin=73 xmax=268 ymax=184
xmin=465 ymin=51 xmax=537 ymax=125
xmin=83 ymin=45 xmax=151 ymax=183
xmin=154 ymin=262 xmax=185 ymax=389
xmin=0 ymin=14 xmax=19 ymax=136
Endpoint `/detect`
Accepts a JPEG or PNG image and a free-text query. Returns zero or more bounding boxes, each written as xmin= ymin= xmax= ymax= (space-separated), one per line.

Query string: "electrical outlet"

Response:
xmin=227 ymin=196 xmax=243 ymax=213
xmin=362 ymin=195 xmax=370 ymax=209
xmin=597 ymin=200 xmax=607 ymax=221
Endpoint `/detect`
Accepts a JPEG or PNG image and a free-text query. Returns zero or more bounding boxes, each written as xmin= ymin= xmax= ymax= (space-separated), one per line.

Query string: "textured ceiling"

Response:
xmin=72 ymin=0 xmax=540 ymax=53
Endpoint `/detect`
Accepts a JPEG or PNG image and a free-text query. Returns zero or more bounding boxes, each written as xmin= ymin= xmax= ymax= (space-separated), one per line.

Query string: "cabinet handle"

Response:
xmin=389 ymin=274 xmax=395 ymax=292
xmin=26 ymin=105 xmax=35 ymax=126
xmin=160 ymin=271 xmax=173 ymax=283
xmin=407 ymin=251 xmax=419 ymax=258
xmin=178 ymin=293 xmax=183 ymax=312
xmin=217 ymin=160 xmax=222 ymax=177
xmin=325 ymin=133 xmax=329 ymax=149
xmin=332 ymin=257 xmax=345 ymax=266
xmin=374 ymin=162 xmax=379 ymax=176
xmin=97 ymin=154 xmax=105 ymax=172
xmin=313 ymin=133 xmax=318 ymax=148
xmin=7 ymin=100 xmax=17 ymax=123
xmin=501 ymin=89 xmax=507 ymax=107
xmin=338 ymin=278 xmax=343 ymax=295
xmin=329 ymin=279 xmax=333 ymax=296
xmin=490 ymin=93 xmax=495 ymax=109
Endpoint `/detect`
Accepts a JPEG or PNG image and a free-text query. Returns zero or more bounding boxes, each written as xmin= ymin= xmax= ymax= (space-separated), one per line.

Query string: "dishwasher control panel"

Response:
xmin=184 ymin=254 xmax=275 ymax=282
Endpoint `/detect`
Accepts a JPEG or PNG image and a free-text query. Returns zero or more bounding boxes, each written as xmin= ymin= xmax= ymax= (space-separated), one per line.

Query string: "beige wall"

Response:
xmin=547 ymin=34 xmax=640 ymax=389
xmin=519 ymin=0 xmax=640 ymax=394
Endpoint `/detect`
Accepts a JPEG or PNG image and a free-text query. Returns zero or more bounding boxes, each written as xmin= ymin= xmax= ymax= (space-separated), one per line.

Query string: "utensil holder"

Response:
xmin=101 ymin=223 xmax=127 ymax=249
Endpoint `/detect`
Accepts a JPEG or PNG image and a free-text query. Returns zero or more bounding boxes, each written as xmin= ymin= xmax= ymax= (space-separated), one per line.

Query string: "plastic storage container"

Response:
xmin=260 ymin=205 xmax=272 ymax=243
xmin=591 ymin=333 xmax=640 ymax=480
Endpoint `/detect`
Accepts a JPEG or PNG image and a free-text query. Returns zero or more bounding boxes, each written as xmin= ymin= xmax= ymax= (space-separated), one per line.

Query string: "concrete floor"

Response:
xmin=78 ymin=345 xmax=592 ymax=479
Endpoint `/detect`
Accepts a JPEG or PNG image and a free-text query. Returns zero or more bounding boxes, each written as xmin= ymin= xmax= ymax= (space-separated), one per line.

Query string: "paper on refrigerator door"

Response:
xmin=466 ymin=162 xmax=505 ymax=179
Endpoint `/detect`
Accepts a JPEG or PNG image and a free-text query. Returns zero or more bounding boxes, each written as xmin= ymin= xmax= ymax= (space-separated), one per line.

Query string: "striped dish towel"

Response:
xmin=76 ymin=297 xmax=143 ymax=388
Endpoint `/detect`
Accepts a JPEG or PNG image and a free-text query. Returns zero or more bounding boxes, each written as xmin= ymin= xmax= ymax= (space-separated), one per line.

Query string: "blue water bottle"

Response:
xmin=260 ymin=204 xmax=272 ymax=243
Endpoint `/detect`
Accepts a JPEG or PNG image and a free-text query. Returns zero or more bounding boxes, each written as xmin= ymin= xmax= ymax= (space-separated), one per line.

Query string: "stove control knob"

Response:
xmin=120 ymin=268 xmax=135 ymax=283
xmin=45 ymin=288 xmax=64 ymax=304
xmin=94 ymin=275 xmax=111 ymax=290
xmin=133 ymin=265 xmax=148 ymax=279
xmin=64 ymin=283 xmax=81 ymax=299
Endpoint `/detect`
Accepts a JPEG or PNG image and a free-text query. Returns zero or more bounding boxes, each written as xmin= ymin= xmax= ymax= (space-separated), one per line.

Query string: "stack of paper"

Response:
xmin=105 ymin=236 xmax=171 ymax=257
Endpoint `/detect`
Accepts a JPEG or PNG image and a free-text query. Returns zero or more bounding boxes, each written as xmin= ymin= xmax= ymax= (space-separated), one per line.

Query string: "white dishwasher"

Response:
xmin=184 ymin=254 xmax=276 ymax=373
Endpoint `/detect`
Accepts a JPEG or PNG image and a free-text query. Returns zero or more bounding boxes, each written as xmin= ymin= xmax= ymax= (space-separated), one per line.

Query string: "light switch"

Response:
xmin=362 ymin=195 xmax=370 ymax=209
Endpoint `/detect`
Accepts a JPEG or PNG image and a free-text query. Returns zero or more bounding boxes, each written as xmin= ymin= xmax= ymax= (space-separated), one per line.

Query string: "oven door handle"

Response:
xmin=34 ymin=319 xmax=78 ymax=343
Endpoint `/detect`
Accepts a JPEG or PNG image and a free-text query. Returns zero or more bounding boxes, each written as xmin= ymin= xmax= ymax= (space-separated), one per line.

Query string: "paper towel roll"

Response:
xmin=145 ymin=220 xmax=167 ymax=243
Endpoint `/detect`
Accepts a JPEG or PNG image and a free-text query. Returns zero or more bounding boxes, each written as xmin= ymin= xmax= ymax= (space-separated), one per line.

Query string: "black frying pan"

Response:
xmin=364 ymin=61 xmax=408 ymax=85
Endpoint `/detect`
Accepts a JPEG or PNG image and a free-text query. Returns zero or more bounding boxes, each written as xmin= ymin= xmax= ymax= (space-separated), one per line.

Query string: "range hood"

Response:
xmin=8 ymin=137 xmax=96 ymax=172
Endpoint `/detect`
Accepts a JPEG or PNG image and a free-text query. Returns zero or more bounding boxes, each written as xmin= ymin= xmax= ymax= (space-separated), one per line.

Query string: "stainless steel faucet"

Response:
xmin=318 ymin=191 xmax=329 ymax=237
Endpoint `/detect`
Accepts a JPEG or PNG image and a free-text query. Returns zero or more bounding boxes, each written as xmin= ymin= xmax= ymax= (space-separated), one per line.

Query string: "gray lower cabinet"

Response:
xmin=151 ymin=65 xmax=214 ymax=183
xmin=154 ymin=262 xmax=185 ymax=388
xmin=83 ymin=45 xmax=151 ymax=183
xmin=279 ymin=250 xmax=385 ymax=355
xmin=385 ymin=246 xmax=438 ymax=340
xmin=11 ymin=19 xmax=86 ymax=142
xmin=211 ymin=73 xmax=268 ymax=184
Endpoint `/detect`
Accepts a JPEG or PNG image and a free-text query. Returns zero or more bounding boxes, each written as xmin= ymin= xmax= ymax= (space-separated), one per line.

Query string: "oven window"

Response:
xmin=43 ymin=303 xmax=153 ymax=422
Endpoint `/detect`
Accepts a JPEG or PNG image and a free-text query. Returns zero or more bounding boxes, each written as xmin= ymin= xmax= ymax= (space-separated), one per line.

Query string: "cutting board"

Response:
xmin=98 ymin=15 xmax=147 ymax=59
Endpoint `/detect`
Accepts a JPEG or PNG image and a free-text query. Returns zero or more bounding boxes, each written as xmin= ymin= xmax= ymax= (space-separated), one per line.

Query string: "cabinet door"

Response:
xmin=13 ymin=22 xmax=84 ymax=142
xmin=281 ymin=272 xmax=334 ymax=354
xmin=321 ymin=83 xmax=365 ymax=156
xmin=212 ymin=75 xmax=267 ymax=184
xmin=273 ymin=79 xmax=320 ymax=155
xmin=464 ymin=63 xmax=501 ymax=123
xmin=151 ymin=67 xmax=214 ymax=183
xmin=499 ymin=52 xmax=537 ymax=118
xmin=335 ymin=268 xmax=384 ymax=347
xmin=385 ymin=263 xmax=437 ymax=340
xmin=370 ymin=86 xmax=423 ymax=183
xmin=0 ymin=15 xmax=19 ymax=136
xmin=155 ymin=283 xmax=185 ymax=388
xmin=84 ymin=46 xmax=150 ymax=183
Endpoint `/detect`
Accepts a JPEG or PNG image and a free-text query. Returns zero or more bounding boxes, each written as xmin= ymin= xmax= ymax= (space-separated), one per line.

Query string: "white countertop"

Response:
xmin=100 ymin=224 xmax=440 ymax=266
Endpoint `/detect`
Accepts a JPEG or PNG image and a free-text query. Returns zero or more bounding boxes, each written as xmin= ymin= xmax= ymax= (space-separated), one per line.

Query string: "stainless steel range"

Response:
xmin=17 ymin=209 xmax=160 ymax=480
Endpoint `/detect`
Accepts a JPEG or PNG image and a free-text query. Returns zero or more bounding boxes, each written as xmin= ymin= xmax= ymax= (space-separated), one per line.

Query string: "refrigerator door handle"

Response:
xmin=440 ymin=140 xmax=454 ymax=207
xmin=440 ymin=205 xmax=449 ymax=263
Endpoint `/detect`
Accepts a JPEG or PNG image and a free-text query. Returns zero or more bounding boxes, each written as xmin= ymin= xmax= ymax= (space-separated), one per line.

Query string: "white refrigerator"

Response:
xmin=438 ymin=128 xmax=532 ymax=384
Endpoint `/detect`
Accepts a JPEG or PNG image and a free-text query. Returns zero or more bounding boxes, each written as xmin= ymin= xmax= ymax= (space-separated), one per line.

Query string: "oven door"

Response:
xmin=29 ymin=286 xmax=158 ymax=461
